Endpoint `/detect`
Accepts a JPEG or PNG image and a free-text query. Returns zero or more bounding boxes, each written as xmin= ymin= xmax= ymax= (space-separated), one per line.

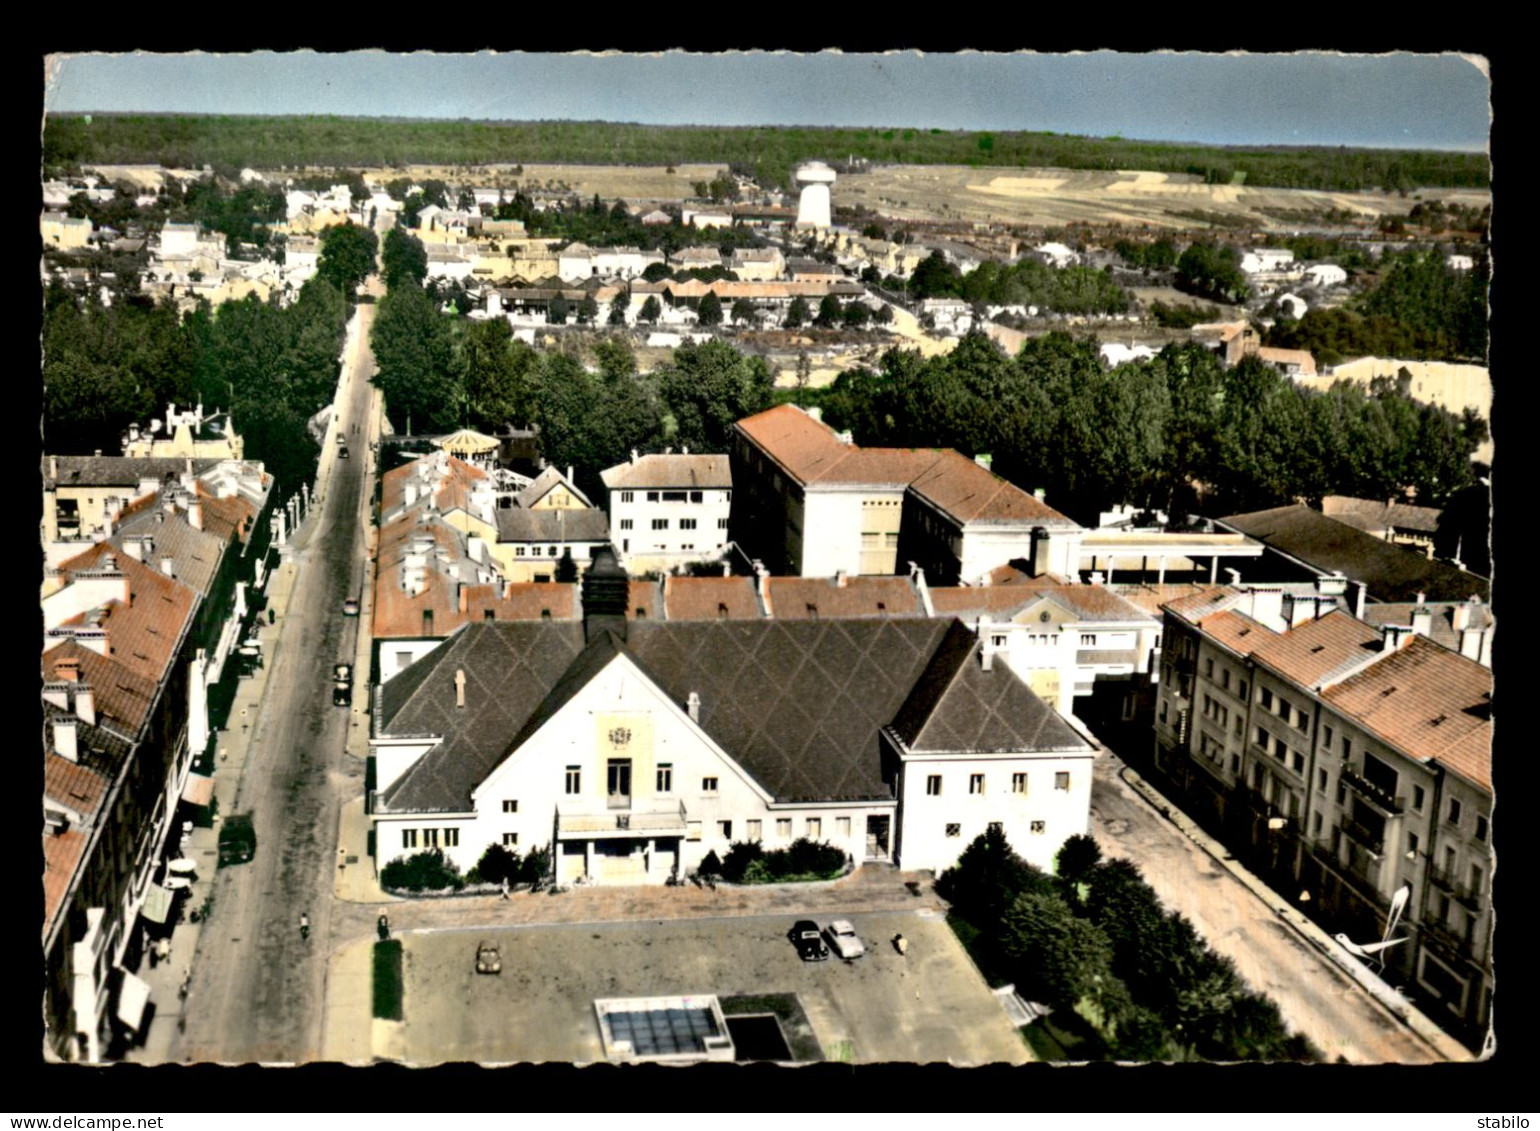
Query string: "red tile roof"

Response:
xmin=1322 ymin=635 xmax=1492 ymax=791
xmin=1200 ymin=609 xmax=1279 ymax=656
xmin=43 ymin=829 xmax=87 ymax=937
xmin=626 ymin=580 xmax=661 ymax=621
xmin=766 ymin=576 xmax=923 ymax=619
xmin=1248 ymin=609 xmax=1383 ymax=687
xmin=661 ymin=576 xmax=761 ymax=621
xmin=54 ymin=543 xmax=196 ymax=684
xmin=44 ymin=754 xmax=108 ymax=819
xmin=41 ymin=641 xmax=158 ymax=738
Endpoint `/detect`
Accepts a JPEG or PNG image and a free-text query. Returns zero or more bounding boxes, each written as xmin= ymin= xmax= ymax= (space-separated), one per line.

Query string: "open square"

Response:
xmin=388 ymin=910 xmax=1029 ymax=1065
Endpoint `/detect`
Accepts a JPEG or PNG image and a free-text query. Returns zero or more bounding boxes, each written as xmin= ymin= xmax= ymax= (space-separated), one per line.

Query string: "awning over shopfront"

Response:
xmin=182 ymin=773 xmax=215 ymax=807
xmin=117 ymin=970 xmax=151 ymax=1031
xmin=140 ymin=884 xmax=174 ymax=925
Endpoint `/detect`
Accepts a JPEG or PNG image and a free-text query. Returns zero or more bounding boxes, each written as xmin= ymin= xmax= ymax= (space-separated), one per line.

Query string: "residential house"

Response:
xmin=681 ymin=206 xmax=732 ymax=230
xmin=41 ymin=212 xmax=95 ymax=250
xmin=1303 ymin=264 xmax=1348 ymax=288
xmin=600 ymin=453 xmax=732 ymax=573
xmin=1152 ymin=586 xmax=1494 ymax=1046
xmin=120 ymin=403 xmax=244 ymax=461
xmin=728 ymin=247 xmax=785 ymax=282
xmin=1198 ymin=321 xmax=1318 ymax=377
xmin=1320 ymin=496 xmax=1443 ymax=557
xmin=729 ymin=404 xmax=1084 ymax=585
xmin=368 ymin=549 xmax=1096 ymax=884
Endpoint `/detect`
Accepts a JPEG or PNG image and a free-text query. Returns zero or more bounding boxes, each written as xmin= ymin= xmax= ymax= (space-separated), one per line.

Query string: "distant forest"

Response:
xmin=42 ymin=115 xmax=1491 ymax=193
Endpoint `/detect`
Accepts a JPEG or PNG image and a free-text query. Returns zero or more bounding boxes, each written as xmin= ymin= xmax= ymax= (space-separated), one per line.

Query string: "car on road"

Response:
xmin=823 ymin=919 xmax=865 ymax=960
xmin=333 ymin=663 xmax=353 ymax=707
xmin=336 ymin=432 xmax=346 ymax=445
xmin=343 ymin=597 xmax=360 ymax=617
xmin=476 ymin=940 xmax=502 ymax=975
xmin=788 ymin=919 xmax=828 ymax=962
xmin=338 ymin=445 xmax=350 ymax=460
xmin=218 ymin=813 xmax=257 ymax=867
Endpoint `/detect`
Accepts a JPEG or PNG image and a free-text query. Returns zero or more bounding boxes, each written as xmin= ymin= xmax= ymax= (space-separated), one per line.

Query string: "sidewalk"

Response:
xmin=1118 ymin=763 xmax=1474 ymax=1063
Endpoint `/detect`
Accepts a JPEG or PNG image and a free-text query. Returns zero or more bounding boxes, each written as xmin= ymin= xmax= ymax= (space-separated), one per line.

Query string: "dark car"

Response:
xmin=217 ymin=813 xmax=257 ymax=867
xmin=788 ymin=919 xmax=829 ymax=962
xmin=338 ymin=445 xmax=350 ymax=460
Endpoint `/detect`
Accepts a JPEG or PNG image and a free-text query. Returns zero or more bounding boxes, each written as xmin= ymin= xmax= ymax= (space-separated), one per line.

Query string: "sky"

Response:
xmin=43 ymin=51 xmax=1491 ymax=152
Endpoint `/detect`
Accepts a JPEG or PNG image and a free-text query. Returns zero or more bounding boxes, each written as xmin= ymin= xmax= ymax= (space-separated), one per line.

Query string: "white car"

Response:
xmin=823 ymin=920 xmax=865 ymax=960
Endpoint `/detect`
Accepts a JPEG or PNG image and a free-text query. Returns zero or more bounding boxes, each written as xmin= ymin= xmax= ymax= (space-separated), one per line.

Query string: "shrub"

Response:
xmin=698 ymin=850 xmax=723 ymax=879
xmin=720 ymin=840 xmax=765 ymax=883
xmin=474 ymin=843 xmax=521 ymax=887
xmin=372 ymin=939 xmax=403 ymax=1020
xmin=380 ymin=848 xmax=465 ymax=892
xmin=519 ymin=843 xmax=551 ymax=887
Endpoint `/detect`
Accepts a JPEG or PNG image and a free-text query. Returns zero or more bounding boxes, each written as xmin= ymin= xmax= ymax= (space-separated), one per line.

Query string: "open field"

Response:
xmin=839 ymin=165 xmax=1492 ymax=231
xmin=384 ymin=911 xmax=1028 ymax=1065
xmin=359 ymin=163 xmax=729 ymax=201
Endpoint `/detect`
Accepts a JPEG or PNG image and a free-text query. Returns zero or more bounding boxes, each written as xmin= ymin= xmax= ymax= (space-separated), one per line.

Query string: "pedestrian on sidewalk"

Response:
xmin=500 ymin=877 xmax=510 ymax=900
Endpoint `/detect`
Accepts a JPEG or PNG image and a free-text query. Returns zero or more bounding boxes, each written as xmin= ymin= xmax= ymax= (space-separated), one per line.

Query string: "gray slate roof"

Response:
xmin=494 ymin=508 xmax=611 ymax=544
xmin=378 ymin=617 xmax=1087 ymax=812
xmin=46 ymin=456 xmax=221 ymax=489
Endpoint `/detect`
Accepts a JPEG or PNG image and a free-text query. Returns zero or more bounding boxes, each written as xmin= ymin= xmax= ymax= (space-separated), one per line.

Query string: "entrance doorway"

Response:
xmin=865 ymin=815 xmax=890 ymax=859
xmin=607 ymin=759 xmax=632 ymax=809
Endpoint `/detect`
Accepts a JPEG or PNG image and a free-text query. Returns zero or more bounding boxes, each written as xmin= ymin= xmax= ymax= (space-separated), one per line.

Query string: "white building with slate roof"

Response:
xmin=368 ymin=550 xmax=1095 ymax=882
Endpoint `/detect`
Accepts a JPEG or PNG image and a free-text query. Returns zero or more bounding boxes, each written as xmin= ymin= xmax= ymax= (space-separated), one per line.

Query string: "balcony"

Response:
xmin=1077 ymin=648 xmax=1140 ymax=670
xmin=1418 ymin=914 xmax=1476 ymax=961
xmin=557 ymin=800 xmax=688 ymax=839
xmin=1429 ymin=865 xmax=1485 ymax=911
xmin=1340 ymin=766 xmax=1404 ymax=816
xmin=1340 ymin=816 xmax=1385 ymax=856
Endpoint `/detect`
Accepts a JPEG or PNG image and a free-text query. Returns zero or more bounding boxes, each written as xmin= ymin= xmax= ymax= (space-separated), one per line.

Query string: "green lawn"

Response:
xmin=372 ymin=939 xmax=403 ymax=1021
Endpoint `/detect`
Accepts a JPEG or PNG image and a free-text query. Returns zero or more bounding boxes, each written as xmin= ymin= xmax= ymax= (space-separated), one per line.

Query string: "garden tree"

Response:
xmin=638 ymin=295 xmax=662 ymax=324
xmin=547 ymin=294 xmax=569 ymax=324
xmin=935 ymin=825 xmax=1055 ymax=926
xmin=381 ymin=226 xmax=428 ymax=290
xmin=1357 ymin=247 xmax=1488 ymax=362
xmin=227 ymin=396 xmax=319 ymax=498
xmin=842 ymin=302 xmax=871 ymax=330
xmin=654 ymin=340 xmax=775 ymax=453
xmin=282 ymin=276 xmax=350 ymax=410
xmin=593 ymin=337 xmax=638 ymax=382
xmin=519 ymin=843 xmax=551 ymax=886
xmin=371 ymin=283 xmax=461 ymax=434
xmin=1264 ymin=306 xmax=1424 ymax=368
xmin=1207 ymin=357 xmax=1314 ymax=514
xmin=873 ymin=303 xmax=894 ymax=325
xmin=316 ymin=220 xmax=379 ymax=296
xmin=795 ymin=351 xmax=812 ymax=395
xmin=860 ymin=265 xmax=882 ymax=285
xmin=1175 ymin=241 xmax=1250 ymax=304
xmin=784 ymin=296 xmax=810 ymax=329
xmin=697 ymin=291 xmax=724 ymax=327
xmin=577 ymin=294 xmax=600 ymax=325
xmin=608 ymin=290 xmax=629 ymax=326
xmin=1055 ymin=834 xmax=1103 ymax=885
xmin=534 ymin=351 xmax=665 ymax=496
xmin=909 ymin=249 xmax=963 ymax=298
xmin=457 ymin=188 xmax=475 ymax=212
xmin=730 ymin=298 xmax=759 ymax=327
xmin=473 ymin=842 xmax=521 ymax=886
xmin=1081 ymin=858 xmax=1184 ymax=1006
xmin=998 ymin=890 xmax=1120 ymax=1012
xmin=814 ymin=294 xmax=843 ymax=328
xmin=1149 ymin=343 xmax=1230 ymax=515
xmin=457 ymin=317 xmax=541 ymax=432
xmin=642 ymin=261 xmax=672 ymax=283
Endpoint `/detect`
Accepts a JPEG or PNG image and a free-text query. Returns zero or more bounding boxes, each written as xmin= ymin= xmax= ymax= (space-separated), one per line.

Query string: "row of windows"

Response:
xmin=924 ymin=771 xmax=1068 ymax=796
xmin=1257 ymin=686 xmax=1309 ymax=733
xmin=401 ymin=827 xmax=460 ymax=849
xmin=715 ymin=816 xmax=853 ymax=840
xmin=618 ymin=490 xmax=726 ymax=504
xmin=618 ymin=518 xmax=727 ymax=531
xmin=562 ymin=767 xmax=714 ymax=796
xmin=944 ymin=820 xmax=1046 ymax=837
xmin=512 ymin=545 xmax=585 ymax=558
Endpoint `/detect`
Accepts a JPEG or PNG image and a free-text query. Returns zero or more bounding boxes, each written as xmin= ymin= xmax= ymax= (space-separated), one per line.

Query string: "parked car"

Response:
xmin=217 ymin=813 xmax=256 ymax=867
xmin=343 ymin=597 xmax=360 ymax=617
xmin=338 ymin=445 xmax=350 ymax=460
xmin=823 ymin=919 xmax=866 ymax=960
xmin=788 ymin=919 xmax=828 ymax=962
xmin=476 ymin=940 xmax=502 ymax=975
xmin=333 ymin=663 xmax=353 ymax=707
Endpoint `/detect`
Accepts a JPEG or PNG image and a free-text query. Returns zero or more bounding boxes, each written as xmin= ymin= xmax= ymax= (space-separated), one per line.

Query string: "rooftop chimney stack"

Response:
xmin=1452 ymin=600 xmax=1472 ymax=632
xmin=75 ymin=683 xmax=96 ymax=726
xmin=978 ymin=615 xmax=996 ymax=671
xmin=687 ymin=691 xmax=701 ymax=723
xmin=454 ymin=669 xmax=467 ymax=708
xmin=49 ymin=455 xmax=58 ymax=480
xmin=53 ymin=717 xmax=78 ymax=763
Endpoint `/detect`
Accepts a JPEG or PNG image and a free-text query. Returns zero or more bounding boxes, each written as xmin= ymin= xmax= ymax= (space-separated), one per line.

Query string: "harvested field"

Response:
xmin=365 ymin=163 xmax=727 ymax=202
xmin=839 ymin=164 xmax=1491 ymax=231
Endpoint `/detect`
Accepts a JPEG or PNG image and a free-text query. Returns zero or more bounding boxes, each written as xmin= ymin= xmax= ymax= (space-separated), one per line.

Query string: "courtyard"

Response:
xmin=376 ymin=910 xmax=1030 ymax=1066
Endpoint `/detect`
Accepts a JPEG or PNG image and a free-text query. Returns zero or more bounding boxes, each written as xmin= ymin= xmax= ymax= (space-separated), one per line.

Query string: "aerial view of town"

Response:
xmin=38 ymin=51 xmax=1495 ymax=1076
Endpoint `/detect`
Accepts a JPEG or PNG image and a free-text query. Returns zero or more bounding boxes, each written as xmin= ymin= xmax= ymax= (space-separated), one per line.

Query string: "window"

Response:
xmin=1447 ymin=798 xmax=1462 ymax=826
xmin=502 ymin=799 xmax=519 ymax=813
xmin=662 ymin=491 xmax=687 ymax=502
xmin=1336 ymin=783 xmax=1347 ymax=805
xmin=620 ymin=491 xmax=634 ymax=503
xmin=1413 ymin=785 xmax=1426 ymax=812
xmin=656 ymin=764 xmax=673 ymax=794
xmin=1230 ymin=755 xmax=1240 ymax=774
xmin=702 ymin=777 xmax=719 ymax=795
xmin=945 ymin=823 xmax=961 ymax=838
xmin=1342 ymin=738 xmax=1352 ymax=759
xmin=1204 ymin=658 xmax=1214 ymax=678
xmin=679 ymin=518 xmax=697 ymax=531
xmin=1081 ymin=634 xmax=1097 ymax=647
xmin=690 ymin=491 xmax=704 ymax=503
xmin=565 ymin=766 xmax=581 ymax=795
xmin=1055 ymin=771 xmax=1070 ymax=791
xmin=807 ymin=817 xmax=821 ymax=838
xmin=991 ymin=634 xmax=1007 ymax=649
xmin=1469 ymin=864 xmax=1484 ymax=894
xmin=987 ymin=821 xmax=1003 ymax=835
xmin=718 ymin=518 xmax=729 ymax=529
xmin=1475 ymin=815 xmax=1488 ymax=842
xmin=1317 ymin=769 xmax=1328 ymax=792
xmin=646 ymin=492 xmax=659 ymax=502
xmin=1256 ymin=725 xmax=1269 ymax=748
xmin=396 ymin=651 xmax=414 ymax=671
xmin=837 ymin=816 xmax=851 ymax=838
xmin=619 ymin=519 xmax=633 ymax=531
xmin=531 ymin=546 xmax=542 ymax=557
xmin=502 ymin=832 xmax=519 ymax=846
xmin=1030 ymin=820 xmax=1046 ymax=835
xmin=402 ymin=828 xmax=418 ymax=850
xmin=777 ymin=818 xmax=792 ymax=838
xmin=1237 ymin=680 xmax=1248 ymax=701
xmin=969 ymin=774 xmax=985 ymax=795
xmin=926 ymin=774 xmax=942 ymax=796
xmin=1311 ymin=812 xmax=1322 ymax=836
xmin=1159 ymin=700 xmax=1169 ymax=724
xmin=1292 ymin=752 xmax=1305 ymax=774
xmin=718 ymin=820 xmax=732 ymax=839
xmin=1259 ymin=688 xmax=1273 ymax=710
xmin=1324 ymin=726 xmax=1334 ymax=749
xmin=1012 ymin=772 xmax=1027 ymax=794
xmin=1406 ymin=831 xmax=1419 ymax=857
xmin=515 ymin=546 xmax=526 ymax=557
xmin=444 ymin=828 xmax=459 ymax=847
xmin=652 ymin=518 xmax=668 ymax=530
xmin=746 ymin=819 xmax=762 ymax=840
xmin=424 ymin=828 xmax=439 ymax=848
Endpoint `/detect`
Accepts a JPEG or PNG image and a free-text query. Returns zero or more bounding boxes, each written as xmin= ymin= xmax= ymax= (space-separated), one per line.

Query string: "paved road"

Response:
xmin=1088 ymin=743 xmax=1441 ymax=1064
xmin=172 ymin=286 xmax=379 ymax=1064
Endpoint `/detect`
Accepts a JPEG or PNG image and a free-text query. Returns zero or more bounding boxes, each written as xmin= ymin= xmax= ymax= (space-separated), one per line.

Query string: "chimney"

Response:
xmin=1452 ymin=599 xmax=1472 ymax=632
xmin=75 ymin=683 xmax=96 ymax=727
xmin=806 ymin=406 xmax=823 ymax=423
xmin=94 ymin=450 xmax=102 ymax=458
xmin=687 ymin=691 xmax=701 ymax=722
xmin=631 ymin=449 xmax=639 ymax=464
xmin=185 ymin=456 xmax=193 ymax=477
xmin=454 ymin=668 xmax=467 ymax=708
xmin=49 ymin=455 xmax=58 ymax=480
xmin=909 ymin=562 xmax=934 ymax=616
xmin=160 ymin=556 xmax=176 ymax=579
xmin=53 ymin=717 xmax=78 ymax=763
xmin=682 ymin=444 xmax=689 ymax=455
xmin=834 ymin=570 xmax=848 ymax=588
xmin=978 ymin=615 xmax=995 ymax=671
xmin=1224 ymin=567 xmax=1242 ymax=586
xmin=54 ymin=658 xmax=80 ymax=683
xmin=1033 ymin=488 xmax=1047 ymax=502
xmin=566 ymin=465 xmax=574 ymax=485
xmin=1381 ymin=624 xmax=1414 ymax=652
xmin=1411 ymin=605 xmax=1433 ymax=638
xmin=458 ymin=583 xmax=469 ymax=614
xmin=404 ymin=483 xmax=418 ymax=507
xmin=188 ymin=497 xmax=203 ymax=530
xmin=1354 ymin=581 xmax=1368 ymax=620
xmin=1416 ymin=591 xmax=1426 ymax=606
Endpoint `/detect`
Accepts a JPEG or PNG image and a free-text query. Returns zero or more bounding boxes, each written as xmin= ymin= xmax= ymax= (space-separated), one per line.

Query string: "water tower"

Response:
xmin=795 ymin=162 xmax=837 ymax=229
